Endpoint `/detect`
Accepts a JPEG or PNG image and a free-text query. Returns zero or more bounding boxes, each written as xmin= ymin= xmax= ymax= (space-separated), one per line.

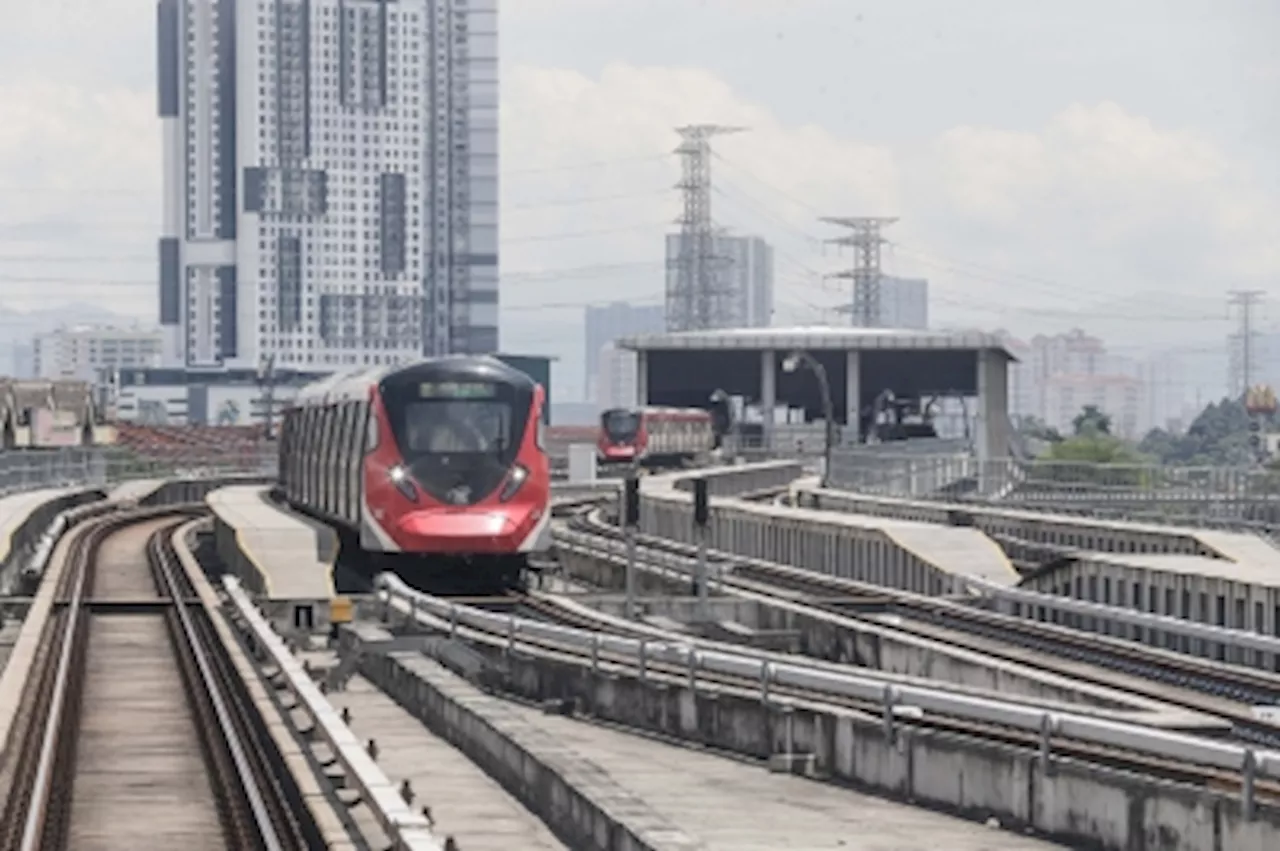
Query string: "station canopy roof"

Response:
xmin=616 ymin=326 xmax=1018 ymax=361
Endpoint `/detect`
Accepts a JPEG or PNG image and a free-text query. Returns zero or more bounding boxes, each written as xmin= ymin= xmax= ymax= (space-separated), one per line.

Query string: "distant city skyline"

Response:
xmin=1 ymin=1 xmax=1273 ymax=412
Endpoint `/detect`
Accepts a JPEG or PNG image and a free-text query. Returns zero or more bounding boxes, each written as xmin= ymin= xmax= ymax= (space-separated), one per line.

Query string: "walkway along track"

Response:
xmin=0 ymin=504 xmax=314 ymax=851
xmin=558 ymin=506 xmax=1280 ymax=747
xmin=378 ymin=574 xmax=1280 ymax=816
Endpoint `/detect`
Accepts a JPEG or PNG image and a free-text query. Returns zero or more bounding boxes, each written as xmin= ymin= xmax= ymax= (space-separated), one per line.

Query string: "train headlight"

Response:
xmin=499 ymin=464 xmax=528 ymax=502
xmin=388 ymin=465 xmax=418 ymax=502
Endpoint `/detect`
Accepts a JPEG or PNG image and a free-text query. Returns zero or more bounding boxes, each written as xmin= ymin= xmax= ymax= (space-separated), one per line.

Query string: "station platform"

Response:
xmin=206 ymin=485 xmax=339 ymax=635
xmin=640 ymin=464 xmax=1019 ymax=592
xmin=1191 ymin=529 xmax=1280 ymax=568
xmin=794 ymin=480 xmax=1280 ymax=568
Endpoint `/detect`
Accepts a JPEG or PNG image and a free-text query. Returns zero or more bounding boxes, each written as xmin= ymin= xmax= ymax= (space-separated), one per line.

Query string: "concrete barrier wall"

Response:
xmin=0 ymin=489 xmax=106 ymax=593
xmin=142 ymin=475 xmax=270 ymax=507
xmin=397 ymin=637 xmax=1280 ymax=851
xmin=637 ymin=493 xmax=953 ymax=596
xmin=356 ymin=637 xmax=703 ymax=851
xmin=668 ymin=460 xmax=804 ymax=497
xmin=213 ymin=517 xmax=268 ymax=597
xmin=553 ymin=549 xmax=1207 ymax=720
xmin=796 ymin=485 xmax=1212 ymax=558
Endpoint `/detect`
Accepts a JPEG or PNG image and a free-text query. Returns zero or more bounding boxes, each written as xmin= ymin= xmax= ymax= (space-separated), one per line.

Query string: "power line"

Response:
xmin=0 ymin=153 xmax=678 ymax=194
xmin=0 ymin=189 xmax=672 ymax=234
xmin=0 ymin=258 xmax=665 ymax=290
xmin=709 ymin=151 xmax=1212 ymax=319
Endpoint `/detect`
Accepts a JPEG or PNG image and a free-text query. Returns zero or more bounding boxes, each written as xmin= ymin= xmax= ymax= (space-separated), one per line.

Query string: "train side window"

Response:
xmin=364 ymin=400 xmax=379 ymax=452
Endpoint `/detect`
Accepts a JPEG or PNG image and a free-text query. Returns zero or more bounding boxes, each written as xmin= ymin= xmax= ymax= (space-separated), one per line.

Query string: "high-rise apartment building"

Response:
xmin=873 ymin=276 xmax=928 ymax=330
xmin=594 ymin=343 xmax=641 ymax=410
xmin=583 ymin=302 xmax=663 ymax=403
xmin=156 ymin=0 xmax=498 ymax=371
xmin=1043 ymin=373 xmax=1145 ymax=439
xmin=663 ymin=233 xmax=774 ymax=330
xmin=32 ymin=326 xmax=164 ymax=381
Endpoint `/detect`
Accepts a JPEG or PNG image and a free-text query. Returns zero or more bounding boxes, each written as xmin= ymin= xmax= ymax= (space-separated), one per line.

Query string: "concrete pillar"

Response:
xmin=761 ymin=349 xmax=776 ymax=451
xmin=975 ymin=350 xmax=1011 ymax=493
xmin=636 ymin=351 xmax=649 ymax=407
xmin=844 ymin=350 xmax=861 ymax=444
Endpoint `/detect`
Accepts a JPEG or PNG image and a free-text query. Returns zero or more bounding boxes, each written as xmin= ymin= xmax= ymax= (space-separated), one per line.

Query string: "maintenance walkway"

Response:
xmin=206 ymin=485 xmax=338 ymax=634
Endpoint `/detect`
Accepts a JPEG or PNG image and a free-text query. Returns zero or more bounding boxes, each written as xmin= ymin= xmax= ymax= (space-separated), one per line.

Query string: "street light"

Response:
xmin=782 ymin=350 xmax=835 ymax=487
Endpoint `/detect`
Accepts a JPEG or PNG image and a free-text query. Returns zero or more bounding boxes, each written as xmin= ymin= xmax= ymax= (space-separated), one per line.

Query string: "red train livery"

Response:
xmin=597 ymin=406 xmax=717 ymax=468
xmin=280 ymin=356 xmax=551 ymax=588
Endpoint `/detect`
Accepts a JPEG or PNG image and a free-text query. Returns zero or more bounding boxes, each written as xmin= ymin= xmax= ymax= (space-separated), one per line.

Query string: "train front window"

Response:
xmin=602 ymin=409 xmax=640 ymax=442
xmin=402 ymin=401 xmax=513 ymax=455
xmin=381 ymin=376 xmax=531 ymax=505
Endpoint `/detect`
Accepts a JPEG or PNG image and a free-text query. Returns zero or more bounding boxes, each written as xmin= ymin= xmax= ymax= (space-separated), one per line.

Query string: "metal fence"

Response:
xmin=0 ymin=447 xmax=278 ymax=498
xmin=826 ymin=440 xmax=981 ymax=498
xmin=824 ymin=449 xmax=1280 ymax=539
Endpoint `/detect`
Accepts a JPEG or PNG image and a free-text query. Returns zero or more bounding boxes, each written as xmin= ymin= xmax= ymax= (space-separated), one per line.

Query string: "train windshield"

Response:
xmin=401 ymin=401 xmax=512 ymax=455
xmin=601 ymin=409 xmax=640 ymax=442
xmin=383 ymin=379 xmax=530 ymax=505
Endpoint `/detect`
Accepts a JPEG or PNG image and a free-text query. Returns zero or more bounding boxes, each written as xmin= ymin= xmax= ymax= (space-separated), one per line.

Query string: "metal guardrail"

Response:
xmin=969 ymin=577 xmax=1280 ymax=656
xmin=558 ymin=505 xmax=1280 ymax=665
xmin=0 ymin=448 xmax=277 ymax=498
xmin=375 ymin=573 xmax=1280 ymax=810
xmin=222 ymin=577 xmax=445 ymax=851
xmin=824 ymin=453 xmax=1280 ymax=540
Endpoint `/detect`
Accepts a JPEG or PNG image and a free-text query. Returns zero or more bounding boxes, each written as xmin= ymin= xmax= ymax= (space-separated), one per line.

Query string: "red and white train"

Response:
xmin=280 ymin=356 xmax=551 ymax=590
xmin=597 ymin=406 xmax=717 ymax=468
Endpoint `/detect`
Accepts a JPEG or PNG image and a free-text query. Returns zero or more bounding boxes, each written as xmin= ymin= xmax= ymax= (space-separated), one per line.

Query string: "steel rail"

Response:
xmin=405 ymin=582 xmax=1280 ymax=799
xmin=149 ymin=532 xmax=287 ymax=851
xmin=221 ymin=576 xmax=445 ymax=851
xmin=5 ymin=504 xmax=297 ymax=851
xmin=562 ymin=507 xmax=1280 ymax=703
xmin=375 ymin=572 xmax=1280 ymax=798
xmin=16 ymin=514 xmax=97 ymax=851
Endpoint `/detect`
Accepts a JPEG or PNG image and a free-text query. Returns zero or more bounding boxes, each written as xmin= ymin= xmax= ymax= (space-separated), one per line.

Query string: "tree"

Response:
xmin=1138 ymin=398 xmax=1255 ymax=466
xmin=1072 ymin=405 xmax=1111 ymax=436
xmin=1015 ymin=415 xmax=1062 ymax=443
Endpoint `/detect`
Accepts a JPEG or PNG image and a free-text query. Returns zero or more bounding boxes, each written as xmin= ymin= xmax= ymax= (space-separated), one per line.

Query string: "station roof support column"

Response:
xmin=975 ymin=350 xmax=1012 ymax=493
xmin=845 ymin=350 xmax=861 ymax=443
xmin=636 ymin=350 xmax=649 ymax=407
xmin=761 ymin=349 xmax=776 ymax=451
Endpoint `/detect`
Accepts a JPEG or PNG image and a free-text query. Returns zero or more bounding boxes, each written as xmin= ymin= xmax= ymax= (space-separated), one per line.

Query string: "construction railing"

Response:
xmin=0 ymin=446 xmax=278 ymax=498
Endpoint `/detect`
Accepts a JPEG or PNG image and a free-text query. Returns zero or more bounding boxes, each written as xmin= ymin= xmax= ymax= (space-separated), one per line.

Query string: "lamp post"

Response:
xmin=782 ymin=350 xmax=835 ymax=487
xmin=256 ymin=353 xmax=277 ymax=440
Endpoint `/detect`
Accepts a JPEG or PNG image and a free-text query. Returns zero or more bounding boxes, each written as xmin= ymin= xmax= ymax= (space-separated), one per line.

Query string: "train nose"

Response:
xmin=396 ymin=506 xmax=539 ymax=552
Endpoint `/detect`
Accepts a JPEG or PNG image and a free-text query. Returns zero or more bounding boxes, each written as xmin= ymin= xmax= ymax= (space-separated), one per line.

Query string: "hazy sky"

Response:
xmin=1 ymin=0 xmax=1277 ymax=397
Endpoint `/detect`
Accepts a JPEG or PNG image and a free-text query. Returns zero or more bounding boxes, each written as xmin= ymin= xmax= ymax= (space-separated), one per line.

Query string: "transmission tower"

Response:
xmin=667 ymin=124 xmax=746 ymax=331
xmin=822 ymin=217 xmax=898 ymax=327
xmin=1228 ymin=289 xmax=1265 ymax=398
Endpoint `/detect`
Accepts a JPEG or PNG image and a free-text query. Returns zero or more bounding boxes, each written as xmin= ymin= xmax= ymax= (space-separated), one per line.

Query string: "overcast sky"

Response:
xmin=1 ymin=0 xmax=1277 ymax=397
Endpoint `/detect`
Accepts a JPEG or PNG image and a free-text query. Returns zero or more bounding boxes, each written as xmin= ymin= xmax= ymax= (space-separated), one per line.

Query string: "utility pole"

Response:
xmin=1228 ymin=290 xmax=1265 ymax=398
xmin=668 ymin=124 xmax=746 ymax=332
xmin=823 ymin=217 xmax=898 ymax=328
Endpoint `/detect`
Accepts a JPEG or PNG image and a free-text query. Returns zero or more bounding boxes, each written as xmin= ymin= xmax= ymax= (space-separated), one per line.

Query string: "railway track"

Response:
xmin=0 ymin=505 xmax=313 ymax=851
xmin=379 ymin=574 xmax=1280 ymax=810
xmin=558 ymin=506 xmax=1280 ymax=747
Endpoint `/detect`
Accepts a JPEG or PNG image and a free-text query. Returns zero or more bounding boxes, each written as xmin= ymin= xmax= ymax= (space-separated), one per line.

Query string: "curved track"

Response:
xmin=558 ymin=504 xmax=1280 ymax=747
xmin=0 ymin=505 xmax=312 ymax=851
xmin=382 ymin=576 xmax=1280 ymax=809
